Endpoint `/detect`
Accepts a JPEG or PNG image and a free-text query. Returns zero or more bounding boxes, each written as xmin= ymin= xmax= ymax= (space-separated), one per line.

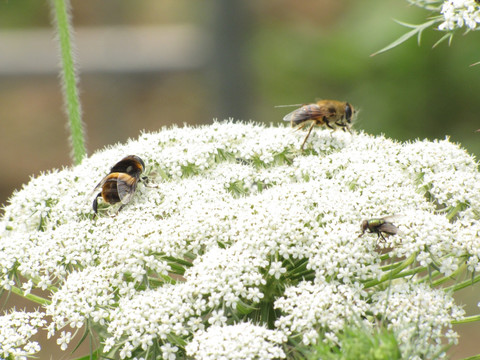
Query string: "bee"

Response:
xmin=282 ymin=100 xmax=355 ymax=150
xmin=358 ymin=216 xmax=399 ymax=241
xmin=92 ymin=155 xmax=147 ymax=214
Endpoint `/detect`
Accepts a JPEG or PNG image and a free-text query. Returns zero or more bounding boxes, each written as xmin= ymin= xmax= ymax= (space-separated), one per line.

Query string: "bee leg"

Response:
xmin=92 ymin=193 xmax=102 ymax=213
xmin=300 ymin=121 xmax=316 ymax=150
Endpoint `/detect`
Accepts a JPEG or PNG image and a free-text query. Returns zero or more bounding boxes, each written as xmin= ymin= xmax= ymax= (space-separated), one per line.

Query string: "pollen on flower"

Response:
xmin=0 ymin=121 xmax=478 ymax=358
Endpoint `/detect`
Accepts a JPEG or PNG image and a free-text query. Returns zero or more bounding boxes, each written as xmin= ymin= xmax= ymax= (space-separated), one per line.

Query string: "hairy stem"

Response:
xmin=51 ymin=0 xmax=86 ymax=165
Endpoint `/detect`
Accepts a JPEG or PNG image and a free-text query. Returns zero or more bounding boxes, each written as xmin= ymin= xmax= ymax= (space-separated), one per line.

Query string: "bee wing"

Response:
xmin=283 ymin=104 xmax=327 ymax=125
xmin=377 ymin=222 xmax=398 ymax=236
xmin=116 ymin=173 xmax=138 ymax=205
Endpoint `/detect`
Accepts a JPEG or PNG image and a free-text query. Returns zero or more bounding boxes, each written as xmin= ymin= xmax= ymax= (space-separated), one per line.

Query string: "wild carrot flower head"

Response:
xmin=1 ymin=122 xmax=478 ymax=358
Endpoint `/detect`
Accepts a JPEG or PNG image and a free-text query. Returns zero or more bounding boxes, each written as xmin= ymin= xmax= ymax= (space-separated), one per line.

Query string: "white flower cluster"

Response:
xmin=0 ymin=122 xmax=478 ymax=358
xmin=439 ymin=0 xmax=480 ymax=30
xmin=185 ymin=323 xmax=287 ymax=360
xmin=371 ymin=282 xmax=464 ymax=359
xmin=0 ymin=310 xmax=46 ymax=359
xmin=274 ymin=280 xmax=370 ymax=345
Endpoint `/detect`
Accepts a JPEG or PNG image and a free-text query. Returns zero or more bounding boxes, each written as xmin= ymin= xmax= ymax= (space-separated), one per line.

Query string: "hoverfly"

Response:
xmin=92 ymin=155 xmax=147 ymax=214
xmin=282 ymin=99 xmax=355 ymax=150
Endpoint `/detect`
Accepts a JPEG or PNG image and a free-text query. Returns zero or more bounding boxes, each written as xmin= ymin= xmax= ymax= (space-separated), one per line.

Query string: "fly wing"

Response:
xmin=377 ymin=222 xmax=398 ymax=236
xmin=283 ymin=104 xmax=327 ymax=126
xmin=88 ymin=174 xmax=111 ymax=199
xmin=92 ymin=177 xmax=106 ymax=192
xmin=116 ymin=173 xmax=138 ymax=205
xmin=381 ymin=215 xmax=403 ymax=222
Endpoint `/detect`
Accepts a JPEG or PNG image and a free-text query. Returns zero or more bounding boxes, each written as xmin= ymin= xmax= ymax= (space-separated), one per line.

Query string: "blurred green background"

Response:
xmin=0 ymin=0 xmax=479 ymax=359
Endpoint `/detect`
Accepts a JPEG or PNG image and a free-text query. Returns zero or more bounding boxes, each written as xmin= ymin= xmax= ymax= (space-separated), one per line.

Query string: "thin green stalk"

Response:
xmin=363 ymin=253 xmax=416 ymax=288
xmin=389 ymin=264 xmax=427 ymax=280
xmin=415 ymin=268 xmax=441 ymax=284
xmin=458 ymin=355 xmax=480 ymax=360
xmin=50 ymin=0 xmax=86 ymax=165
xmin=444 ymin=272 xmax=480 ymax=293
xmin=10 ymin=286 xmax=51 ymax=306
xmin=431 ymin=262 xmax=467 ymax=287
xmin=452 ymin=314 xmax=480 ymax=325
xmin=380 ymin=260 xmax=405 ymax=272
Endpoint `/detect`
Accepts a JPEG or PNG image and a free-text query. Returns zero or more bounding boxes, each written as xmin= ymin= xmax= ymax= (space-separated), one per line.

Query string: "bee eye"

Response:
xmin=126 ymin=166 xmax=133 ymax=173
xmin=345 ymin=103 xmax=352 ymax=121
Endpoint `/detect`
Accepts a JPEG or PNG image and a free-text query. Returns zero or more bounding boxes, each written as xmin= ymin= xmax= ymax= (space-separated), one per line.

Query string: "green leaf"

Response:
xmin=371 ymin=19 xmax=436 ymax=57
xmin=236 ymin=299 xmax=258 ymax=315
xmin=432 ymin=32 xmax=454 ymax=48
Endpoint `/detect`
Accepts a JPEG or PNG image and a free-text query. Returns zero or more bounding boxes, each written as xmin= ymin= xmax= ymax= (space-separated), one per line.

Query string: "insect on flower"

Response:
xmin=282 ymin=99 xmax=355 ymax=150
xmin=92 ymin=155 xmax=148 ymax=214
xmin=358 ymin=216 xmax=400 ymax=241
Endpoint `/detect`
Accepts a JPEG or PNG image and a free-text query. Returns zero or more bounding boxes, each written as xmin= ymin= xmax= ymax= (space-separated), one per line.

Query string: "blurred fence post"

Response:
xmin=209 ymin=0 xmax=253 ymax=122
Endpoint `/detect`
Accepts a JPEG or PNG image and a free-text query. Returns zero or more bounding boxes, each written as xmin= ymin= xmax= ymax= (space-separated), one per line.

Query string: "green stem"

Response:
xmin=444 ymin=272 xmax=480 ymax=293
xmin=380 ymin=260 xmax=405 ymax=272
xmin=458 ymin=355 xmax=480 ymax=360
xmin=415 ymin=268 xmax=441 ymax=284
xmin=363 ymin=253 xmax=416 ymax=288
xmin=379 ymin=253 xmax=391 ymax=261
xmin=388 ymin=264 xmax=427 ymax=281
xmin=452 ymin=314 xmax=480 ymax=325
xmin=10 ymin=286 xmax=51 ymax=306
xmin=51 ymin=0 xmax=86 ymax=165
xmin=431 ymin=262 xmax=467 ymax=287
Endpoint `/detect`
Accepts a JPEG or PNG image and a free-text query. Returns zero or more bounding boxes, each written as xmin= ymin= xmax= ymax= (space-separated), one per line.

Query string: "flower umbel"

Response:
xmin=1 ymin=122 xmax=479 ymax=358
xmin=0 ymin=310 xmax=46 ymax=359
xmin=439 ymin=0 xmax=480 ymax=30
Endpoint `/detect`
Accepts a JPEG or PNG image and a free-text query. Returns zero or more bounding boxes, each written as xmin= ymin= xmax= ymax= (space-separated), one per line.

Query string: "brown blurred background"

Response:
xmin=1 ymin=0 xmax=479 ymax=358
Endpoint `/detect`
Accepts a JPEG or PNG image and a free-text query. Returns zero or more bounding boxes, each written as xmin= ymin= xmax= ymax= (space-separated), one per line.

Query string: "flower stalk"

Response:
xmin=50 ymin=0 xmax=86 ymax=165
xmin=10 ymin=285 xmax=52 ymax=306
